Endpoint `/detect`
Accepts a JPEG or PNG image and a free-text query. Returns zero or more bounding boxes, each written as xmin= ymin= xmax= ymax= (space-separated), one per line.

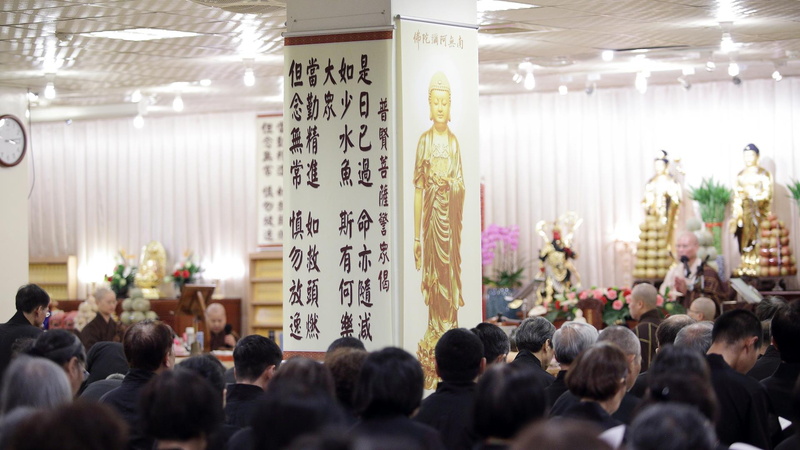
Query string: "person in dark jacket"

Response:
xmin=0 ymin=284 xmax=49 ymax=381
xmin=748 ymin=296 xmax=787 ymax=381
xmin=509 ymin=317 xmax=555 ymax=388
xmin=762 ymin=300 xmax=800 ymax=423
xmin=225 ymin=335 xmax=282 ymax=429
xmin=100 ymin=320 xmax=174 ymax=450
xmin=545 ymin=321 xmax=598 ymax=408
xmin=414 ymin=328 xmax=484 ymax=450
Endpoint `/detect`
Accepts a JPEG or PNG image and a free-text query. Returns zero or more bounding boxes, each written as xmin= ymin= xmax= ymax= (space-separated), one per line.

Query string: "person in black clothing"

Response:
xmin=100 ymin=320 xmax=175 ymax=450
xmin=762 ymin=300 xmax=800 ymax=423
xmin=749 ymin=296 xmax=787 ymax=381
xmin=509 ymin=317 xmax=555 ymax=388
xmin=0 ymin=284 xmax=49 ymax=381
xmin=554 ymin=342 xmax=628 ymax=432
xmin=706 ymin=309 xmax=776 ymax=449
xmin=352 ymin=347 xmax=445 ymax=450
xmin=545 ymin=321 xmax=597 ymax=408
xmin=627 ymin=404 xmax=717 ymax=450
xmin=326 ymin=348 xmax=368 ymax=423
xmin=225 ymin=335 xmax=282 ymax=429
xmin=24 ymin=329 xmax=87 ymax=396
xmin=140 ymin=369 xmax=224 ymax=450
xmin=414 ymin=328 xmax=484 ymax=450
xmin=470 ymin=322 xmax=510 ymax=366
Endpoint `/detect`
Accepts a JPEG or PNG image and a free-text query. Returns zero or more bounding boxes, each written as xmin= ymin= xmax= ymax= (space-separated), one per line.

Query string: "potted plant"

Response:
xmin=105 ymin=250 xmax=137 ymax=299
xmin=689 ymin=178 xmax=733 ymax=255
xmin=481 ymin=224 xmax=526 ymax=318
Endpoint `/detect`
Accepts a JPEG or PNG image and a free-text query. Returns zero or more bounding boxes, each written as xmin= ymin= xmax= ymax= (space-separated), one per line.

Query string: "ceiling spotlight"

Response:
xmin=635 ymin=72 xmax=648 ymax=94
xmin=27 ymin=91 xmax=39 ymax=102
xmin=130 ymin=89 xmax=142 ymax=103
xmin=732 ymin=76 xmax=742 ymax=85
xmin=720 ymin=32 xmax=735 ymax=53
xmin=772 ymin=70 xmax=783 ymax=81
xmin=44 ymin=82 xmax=56 ymax=99
xmin=682 ymin=67 xmax=695 ymax=76
xmin=243 ymin=68 xmax=255 ymax=87
xmin=512 ymin=72 xmax=523 ymax=84
xmin=523 ymin=71 xmax=535 ymax=90
xmin=133 ymin=114 xmax=144 ymax=129
xmin=678 ymin=77 xmax=691 ymax=90
xmin=601 ymin=50 xmax=614 ymax=62
xmin=558 ymin=85 xmax=568 ymax=95
xmin=706 ymin=61 xmax=716 ymax=72
xmin=200 ymin=79 xmax=212 ymax=87
xmin=728 ymin=62 xmax=740 ymax=77
xmin=172 ymin=94 xmax=184 ymax=112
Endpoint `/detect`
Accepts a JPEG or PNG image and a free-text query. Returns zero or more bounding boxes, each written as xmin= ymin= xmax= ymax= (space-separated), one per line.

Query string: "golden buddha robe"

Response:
xmin=642 ymin=172 xmax=682 ymax=256
xmin=414 ymin=127 xmax=464 ymax=388
xmin=731 ymin=166 xmax=773 ymax=276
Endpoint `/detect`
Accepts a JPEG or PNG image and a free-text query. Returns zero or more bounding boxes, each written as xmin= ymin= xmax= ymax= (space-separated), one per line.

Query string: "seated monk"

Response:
xmin=205 ymin=303 xmax=237 ymax=351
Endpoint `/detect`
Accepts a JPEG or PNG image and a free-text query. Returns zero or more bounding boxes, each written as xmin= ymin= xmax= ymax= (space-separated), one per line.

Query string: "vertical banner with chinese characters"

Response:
xmin=283 ymin=32 xmax=394 ymax=356
xmin=256 ymin=115 xmax=285 ymax=248
xmin=398 ymin=20 xmax=481 ymax=389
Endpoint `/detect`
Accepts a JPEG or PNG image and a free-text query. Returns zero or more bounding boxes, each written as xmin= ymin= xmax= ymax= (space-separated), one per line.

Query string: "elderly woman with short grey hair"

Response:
xmin=510 ymin=317 xmax=557 ymax=388
xmin=0 ymin=355 xmax=72 ymax=415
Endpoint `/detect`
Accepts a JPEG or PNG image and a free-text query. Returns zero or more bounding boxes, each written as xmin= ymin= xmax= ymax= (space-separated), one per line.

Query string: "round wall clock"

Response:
xmin=0 ymin=115 xmax=27 ymax=168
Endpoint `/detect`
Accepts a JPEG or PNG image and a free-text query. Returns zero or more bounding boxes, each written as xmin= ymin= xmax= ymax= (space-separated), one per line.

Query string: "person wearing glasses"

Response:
xmin=0 ymin=284 xmax=50 ymax=382
xmin=24 ymin=329 xmax=88 ymax=396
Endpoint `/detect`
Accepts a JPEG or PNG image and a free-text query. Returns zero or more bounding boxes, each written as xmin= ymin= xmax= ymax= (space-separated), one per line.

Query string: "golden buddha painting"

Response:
xmin=730 ymin=143 xmax=773 ymax=276
xmin=413 ymin=71 xmax=465 ymax=389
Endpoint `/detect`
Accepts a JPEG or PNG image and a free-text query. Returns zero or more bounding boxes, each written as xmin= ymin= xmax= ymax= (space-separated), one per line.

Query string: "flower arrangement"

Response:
xmin=170 ymin=251 xmax=203 ymax=287
xmin=548 ymin=286 xmax=684 ymax=327
xmin=105 ymin=250 xmax=137 ymax=298
xmin=481 ymin=224 xmax=526 ymax=288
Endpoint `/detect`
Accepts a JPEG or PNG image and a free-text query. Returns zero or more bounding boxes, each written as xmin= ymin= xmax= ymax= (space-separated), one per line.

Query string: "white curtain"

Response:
xmin=29 ymin=111 xmax=263 ymax=300
xmin=479 ymin=78 xmax=800 ymax=290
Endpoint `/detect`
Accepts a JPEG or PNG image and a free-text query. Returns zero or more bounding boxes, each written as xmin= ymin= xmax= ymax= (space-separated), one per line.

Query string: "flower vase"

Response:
xmin=175 ymin=282 xmax=185 ymax=298
xmin=486 ymin=287 xmax=515 ymax=320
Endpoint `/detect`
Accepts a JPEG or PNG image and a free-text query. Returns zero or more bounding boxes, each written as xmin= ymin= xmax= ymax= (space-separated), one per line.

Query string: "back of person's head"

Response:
xmin=655 ymin=315 xmax=695 ymax=348
xmin=755 ymin=295 xmax=787 ymax=322
xmin=8 ymin=402 xmax=127 ymax=450
xmin=648 ymin=344 xmax=710 ymax=380
xmin=509 ymin=327 xmax=519 ymax=353
xmin=515 ymin=317 xmax=555 ymax=353
xmin=512 ymin=419 xmax=611 ymax=450
xmin=689 ymin=297 xmax=717 ymax=321
xmin=326 ymin=337 xmax=366 ymax=355
xmin=627 ymin=403 xmax=716 ymax=450
xmin=473 ymin=363 xmax=546 ymax=440
xmin=252 ymin=381 xmax=346 ymax=450
xmin=140 ymin=369 xmax=224 ymax=443
xmin=552 ymin=321 xmax=598 ymax=366
xmin=565 ymin=342 xmax=627 ymax=402
xmin=598 ymin=325 xmax=639 ymax=358
xmin=15 ymin=284 xmax=50 ymax=314
xmin=84 ymin=342 xmax=128 ymax=386
xmin=642 ymin=371 xmax=718 ymax=424
xmin=233 ymin=334 xmax=283 ymax=382
xmin=470 ymin=322 xmax=510 ymax=364
xmin=326 ymin=348 xmax=368 ymax=411
xmin=176 ymin=354 xmax=226 ymax=399
xmin=353 ymin=347 xmax=423 ymax=417
xmin=25 ymin=329 xmax=86 ymax=366
xmin=434 ymin=328 xmax=484 ymax=382
xmin=122 ymin=320 xmax=173 ymax=371
xmin=268 ymin=357 xmax=335 ymax=397
xmin=631 ymin=283 xmax=658 ymax=309
xmin=674 ymin=322 xmax=714 ymax=355
xmin=711 ymin=309 xmax=760 ymax=346
xmin=0 ymin=356 xmax=71 ymax=415
xmin=771 ymin=300 xmax=800 ymax=364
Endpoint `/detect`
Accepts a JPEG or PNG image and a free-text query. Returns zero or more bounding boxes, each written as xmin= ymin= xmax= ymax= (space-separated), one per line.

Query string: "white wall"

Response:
xmin=0 ymin=88 xmax=29 ymax=319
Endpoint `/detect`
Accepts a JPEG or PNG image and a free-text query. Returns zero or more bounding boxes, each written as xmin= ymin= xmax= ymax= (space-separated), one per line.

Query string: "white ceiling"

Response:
xmin=1 ymin=0 xmax=799 ymax=121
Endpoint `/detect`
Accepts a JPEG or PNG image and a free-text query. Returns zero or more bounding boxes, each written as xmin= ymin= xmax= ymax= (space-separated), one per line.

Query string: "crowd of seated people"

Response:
xmin=1 ymin=283 xmax=800 ymax=450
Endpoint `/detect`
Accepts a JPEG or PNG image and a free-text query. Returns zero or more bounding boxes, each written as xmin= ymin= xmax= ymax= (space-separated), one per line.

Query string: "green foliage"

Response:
xmin=788 ymin=179 xmax=800 ymax=201
xmin=689 ymin=178 xmax=733 ymax=223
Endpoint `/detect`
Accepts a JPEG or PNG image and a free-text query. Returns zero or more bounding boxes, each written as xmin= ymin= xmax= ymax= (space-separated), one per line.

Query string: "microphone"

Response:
xmin=680 ymin=255 xmax=690 ymax=277
xmin=224 ymin=324 xmax=233 ymax=335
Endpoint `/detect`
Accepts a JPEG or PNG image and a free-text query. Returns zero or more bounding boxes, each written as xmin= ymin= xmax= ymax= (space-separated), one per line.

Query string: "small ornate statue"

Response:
xmin=729 ymin=144 xmax=773 ymax=276
xmin=134 ymin=241 xmax=167 ymax=299
xmin=536 ymin=212 xmax=582 ymax=306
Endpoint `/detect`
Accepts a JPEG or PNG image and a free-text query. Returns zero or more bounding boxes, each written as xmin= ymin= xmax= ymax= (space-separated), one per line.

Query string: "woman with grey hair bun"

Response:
xmin=1 ymin=355 xmax=72 ymax=415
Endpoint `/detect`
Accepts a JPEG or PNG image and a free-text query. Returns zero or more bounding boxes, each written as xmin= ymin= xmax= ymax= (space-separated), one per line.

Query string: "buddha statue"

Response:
xmin=642 ymin=150 xmax=682 ymax=257
xmin=730 ymin=144 xmax=773 ymax=277
xmin=134 ymin=241 xmax=167 ymax=298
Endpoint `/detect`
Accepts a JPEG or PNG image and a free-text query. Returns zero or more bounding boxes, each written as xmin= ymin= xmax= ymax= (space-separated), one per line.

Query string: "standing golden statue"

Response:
xmin=536 ymin=212 xmax=582 ymax=306
xmin=413 ymin=72 xmax=465 ymax=389
xmin=134 ymin=241 xmax=167 ymax=299
xmin=730 ymin=144 xmax=773 ymax=276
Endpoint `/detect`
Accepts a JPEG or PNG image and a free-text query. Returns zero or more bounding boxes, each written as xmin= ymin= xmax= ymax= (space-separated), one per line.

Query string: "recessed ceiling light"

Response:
xmin=477 ymin=0 xmax=538 ymax=13
xmin=200 ymin=79 xmax=212 ymax=87
xmin=83 ymin=28 xmax=201 ymax=42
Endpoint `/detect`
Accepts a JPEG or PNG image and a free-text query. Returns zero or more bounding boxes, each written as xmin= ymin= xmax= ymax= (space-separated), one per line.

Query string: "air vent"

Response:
xmin=189 ymin=0 xmax=285 ymax=14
